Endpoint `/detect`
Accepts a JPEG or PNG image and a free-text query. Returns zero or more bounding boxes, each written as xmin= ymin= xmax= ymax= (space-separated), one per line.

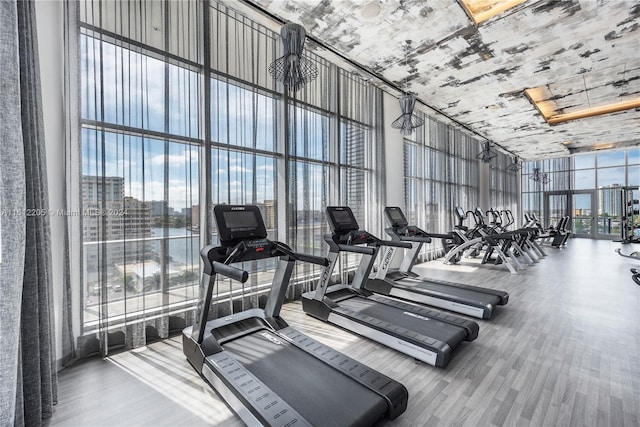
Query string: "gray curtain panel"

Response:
xmin=0 ymin=0 xmax=57 ymax=426
xmin=0 ymin=1 xmax=27 ymax=426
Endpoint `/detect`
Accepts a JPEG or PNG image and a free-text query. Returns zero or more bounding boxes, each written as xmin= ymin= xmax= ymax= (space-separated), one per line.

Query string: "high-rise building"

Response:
xmin=149 ymin=200 xmax=167 ymax=217
xmin=123 ymin=197 xmax=152 ymax=237
xmin=191 ymin=204 xmax=200 ymax=230
xmin=259 ymin=199 xmax=276 ymax=229
xmin=598 ymin=184 xmax=621 ymax=217
xmin=82 ymin=176 xmax=152 ymax=271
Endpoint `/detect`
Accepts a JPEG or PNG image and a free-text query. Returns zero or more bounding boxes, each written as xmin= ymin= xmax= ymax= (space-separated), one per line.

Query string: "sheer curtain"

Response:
xmin=75 ymin=0 xmax=202 ymax=355
xmin=208 ymin=3 xmax=280 ymax=317
xmin=522 ymin=158 xmax=571 ymax=226
xmin=0 ymin=0 xmax=57 ymax=425
xmin=286 ymin=57 xmax=382 ymax=295
xmin=403 ymin=111 xmax=481 ymax=260
xmin=490 ymin=151 xmax=519 ymax=215
xmin=68 ymin=0 xmax=385 ymax=354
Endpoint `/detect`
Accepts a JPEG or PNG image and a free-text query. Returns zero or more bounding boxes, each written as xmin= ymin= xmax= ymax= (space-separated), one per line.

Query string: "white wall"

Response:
xmin=383 ymin=92 xmax=405 ymax=208
xmin=479 ymin=161 xmax=490 ymax=212
xmin=35 ymin=0 xmax=65 ymax=366
xmin=383 ymin=92 xmax=409 ymax=268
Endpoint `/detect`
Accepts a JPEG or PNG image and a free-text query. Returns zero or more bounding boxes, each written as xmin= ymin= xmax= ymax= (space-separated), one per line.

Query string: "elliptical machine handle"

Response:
xmin=212 ymin=261 xmax=249 ymax=283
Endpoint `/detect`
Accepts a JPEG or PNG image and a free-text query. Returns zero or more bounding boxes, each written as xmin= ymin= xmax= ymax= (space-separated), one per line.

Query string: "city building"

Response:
xmin=598 ymin=184 xmax=621 ymax=217
xmin=82 ymin=175 xmax=152 ymax=272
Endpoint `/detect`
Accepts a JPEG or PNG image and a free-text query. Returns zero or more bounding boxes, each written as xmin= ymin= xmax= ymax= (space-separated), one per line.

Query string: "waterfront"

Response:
xmin=151 ymin=227 xmax=200 ymax=266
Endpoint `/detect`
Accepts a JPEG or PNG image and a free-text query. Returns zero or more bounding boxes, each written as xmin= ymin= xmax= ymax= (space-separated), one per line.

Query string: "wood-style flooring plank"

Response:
xmin=47 ymin=239 xmax=640 ymax=426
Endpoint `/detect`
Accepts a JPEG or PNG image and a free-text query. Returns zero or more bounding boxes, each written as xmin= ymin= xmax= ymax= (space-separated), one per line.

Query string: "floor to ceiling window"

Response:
xmin=73 ymin=0 xmax=382 ymax=353
xmin=490 ymin=151 xmax=519 ymax=218
xmin=403 ymin=113 xmax=481 ymax=260
xmin=522 ymin=148 xmax=639 ymax=238
xmin=79 ymin=1 xmax=202 ymax=347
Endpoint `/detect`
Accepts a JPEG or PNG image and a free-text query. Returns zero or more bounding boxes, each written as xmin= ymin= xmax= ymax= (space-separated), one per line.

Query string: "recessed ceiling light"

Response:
xmin=525 ymin=86 xmax=640 ymax=125
xmin=460 ymin=0 xmax=528 ymax=24
xmin=361 ymin=2 xmax=381 ymax=19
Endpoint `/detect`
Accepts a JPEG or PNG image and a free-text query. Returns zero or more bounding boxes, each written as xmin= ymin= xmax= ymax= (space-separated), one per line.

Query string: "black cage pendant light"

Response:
xmin=477 ymin=141 xmax=497 ymax=163
xmin=391 ymin=41 xmax=424 ymax=135
xmin=529 ymin=167 xmax=550 ymax=184
xmin=391 ymin=94 xmax=424 ymax=135
xmin=506 ymin=156 xmax=522 ymax=172
xmin=268 ymin=22 xmax=319 ymax=92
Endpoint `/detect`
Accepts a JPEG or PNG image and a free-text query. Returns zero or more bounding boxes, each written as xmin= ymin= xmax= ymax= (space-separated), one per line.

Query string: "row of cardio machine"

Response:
xmin=441 ymin=207 xmax=549 ymax=274
xmin=523 ymin=213 xmax=571 ymax=247
xmin=182 ymin=205 xmax=509 ymax=426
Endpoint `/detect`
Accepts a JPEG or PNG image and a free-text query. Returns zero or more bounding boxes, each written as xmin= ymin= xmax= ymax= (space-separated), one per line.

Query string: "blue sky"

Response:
xmin=80 ymin=35 xmax=350 ymax=211
xmin=81 ymin=35 xmax=283 ymax=209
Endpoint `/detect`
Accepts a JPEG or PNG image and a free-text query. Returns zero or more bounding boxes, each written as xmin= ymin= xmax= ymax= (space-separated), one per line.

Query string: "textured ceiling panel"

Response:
xmin=249 ymin=0 xmax=640 ymax=159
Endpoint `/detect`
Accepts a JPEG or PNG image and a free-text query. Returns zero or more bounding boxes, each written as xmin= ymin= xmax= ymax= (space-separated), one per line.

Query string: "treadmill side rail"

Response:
xmin=204 ymin=351 xmax=313 ymax=427
xmin=366 ymin=294 xmax=479 ymax=340
xmin=327 ymin=310 xmax=447 ymax=367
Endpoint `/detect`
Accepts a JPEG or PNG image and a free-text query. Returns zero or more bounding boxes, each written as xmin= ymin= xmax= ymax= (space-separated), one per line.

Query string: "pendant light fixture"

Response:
xmin=477 ymin=141 xmax=497 ymax=164
xmin=529 ymin=167 xmax=551 ymax=184
xmin=391 ymin=41 xmax=424 ymax=135
xmin=506 ymin=156 xmax=522 ymax=172
xmin=268 ymin=22 xmax=318 ymax=92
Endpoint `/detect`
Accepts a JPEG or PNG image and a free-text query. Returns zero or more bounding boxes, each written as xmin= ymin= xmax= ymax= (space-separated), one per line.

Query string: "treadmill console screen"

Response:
xmin=455 ymin=207 xmax=465 ymax=218
xmin=326 ymin=206 xmax=359 ymax=233
xmin=223 ymin=211 xmax=258 ymax=229
xmin=214 ymin=205 xmax=267 ymax=244
xmin=384 ymin=207 xmax=408 ymax=227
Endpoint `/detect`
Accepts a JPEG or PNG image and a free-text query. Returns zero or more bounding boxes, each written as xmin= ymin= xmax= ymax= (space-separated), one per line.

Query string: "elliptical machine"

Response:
xmin=615 ymin=248 xmax=640 ymax=285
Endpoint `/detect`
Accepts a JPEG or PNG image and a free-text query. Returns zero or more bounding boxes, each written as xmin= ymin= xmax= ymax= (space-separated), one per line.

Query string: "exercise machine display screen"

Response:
xmin=326 ymin=207 xmax=359 ymax=233
xmin=214 ymin=205 xmax=267 ymax=244
xmin=223 ymin=211 xmax=258 ymax=230
xmin=385 ymin=207 xmax=408 ymax=227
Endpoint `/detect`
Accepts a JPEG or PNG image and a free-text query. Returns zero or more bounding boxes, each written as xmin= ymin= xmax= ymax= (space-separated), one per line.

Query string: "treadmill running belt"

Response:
xmin=396 ymin=280 xmax=501 ymax=306
xmin=223 ymin=330 xmax=387 ymax=427
xmin=338 ymin=297 xmax=468 ymax=348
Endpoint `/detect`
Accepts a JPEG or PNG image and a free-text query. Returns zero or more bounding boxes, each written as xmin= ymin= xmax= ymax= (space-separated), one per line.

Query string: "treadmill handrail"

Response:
xmin=357 ymin=230 xmax=413 ymax=249
xmin=272 ymin=241 xmax=329 ymax=266
xmin=379 ymin=239 xmax=412 ymax=249
xmin=212 ymin=261 xmax=249 ymax=283
xmin=338 ymin=244 xmax=376 ymax=255
xmin=388 ymin=228 xmax=432 ymax=243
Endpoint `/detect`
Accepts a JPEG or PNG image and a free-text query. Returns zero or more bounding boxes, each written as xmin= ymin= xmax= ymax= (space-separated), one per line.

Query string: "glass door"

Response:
xmin=544 ymin=191 xmax=569 ymax=230
xmin=596 ymin=186 xmax=622 ymax=238
xmin=571 ymin=191 xmax=596 ymax=238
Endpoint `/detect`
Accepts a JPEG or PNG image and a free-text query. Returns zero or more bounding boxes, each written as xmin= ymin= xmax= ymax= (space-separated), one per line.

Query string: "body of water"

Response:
xmin=151 ymin=227 xmax=200 ymax=266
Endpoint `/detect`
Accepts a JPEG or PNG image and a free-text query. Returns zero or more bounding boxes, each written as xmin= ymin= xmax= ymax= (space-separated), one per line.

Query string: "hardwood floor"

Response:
xmin=47 ymin=238 xmax=640 ymax=427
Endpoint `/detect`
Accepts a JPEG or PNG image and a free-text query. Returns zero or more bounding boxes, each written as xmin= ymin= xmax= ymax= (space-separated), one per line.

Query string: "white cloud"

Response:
xmin=229 ymin=165 xmax=250 ymax=174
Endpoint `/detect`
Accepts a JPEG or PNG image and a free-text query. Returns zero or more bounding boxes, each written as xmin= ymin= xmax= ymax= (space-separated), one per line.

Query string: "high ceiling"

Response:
xmin=241 ymin=0 xmax=640 ymax=160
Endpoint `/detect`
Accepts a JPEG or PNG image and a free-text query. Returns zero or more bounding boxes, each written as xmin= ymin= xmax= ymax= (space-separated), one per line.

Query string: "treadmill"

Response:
xmin=366 ymin=207 xmax=508 ymax=319
xmin=302 ymin=206 xmax=479 ymax=368
xmin=182 ymin=205 xmax=408 ymax=426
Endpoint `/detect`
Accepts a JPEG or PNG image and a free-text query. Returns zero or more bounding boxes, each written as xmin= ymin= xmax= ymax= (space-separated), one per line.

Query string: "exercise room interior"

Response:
xmin=1 ymin=0 xmax=639 ymax=426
